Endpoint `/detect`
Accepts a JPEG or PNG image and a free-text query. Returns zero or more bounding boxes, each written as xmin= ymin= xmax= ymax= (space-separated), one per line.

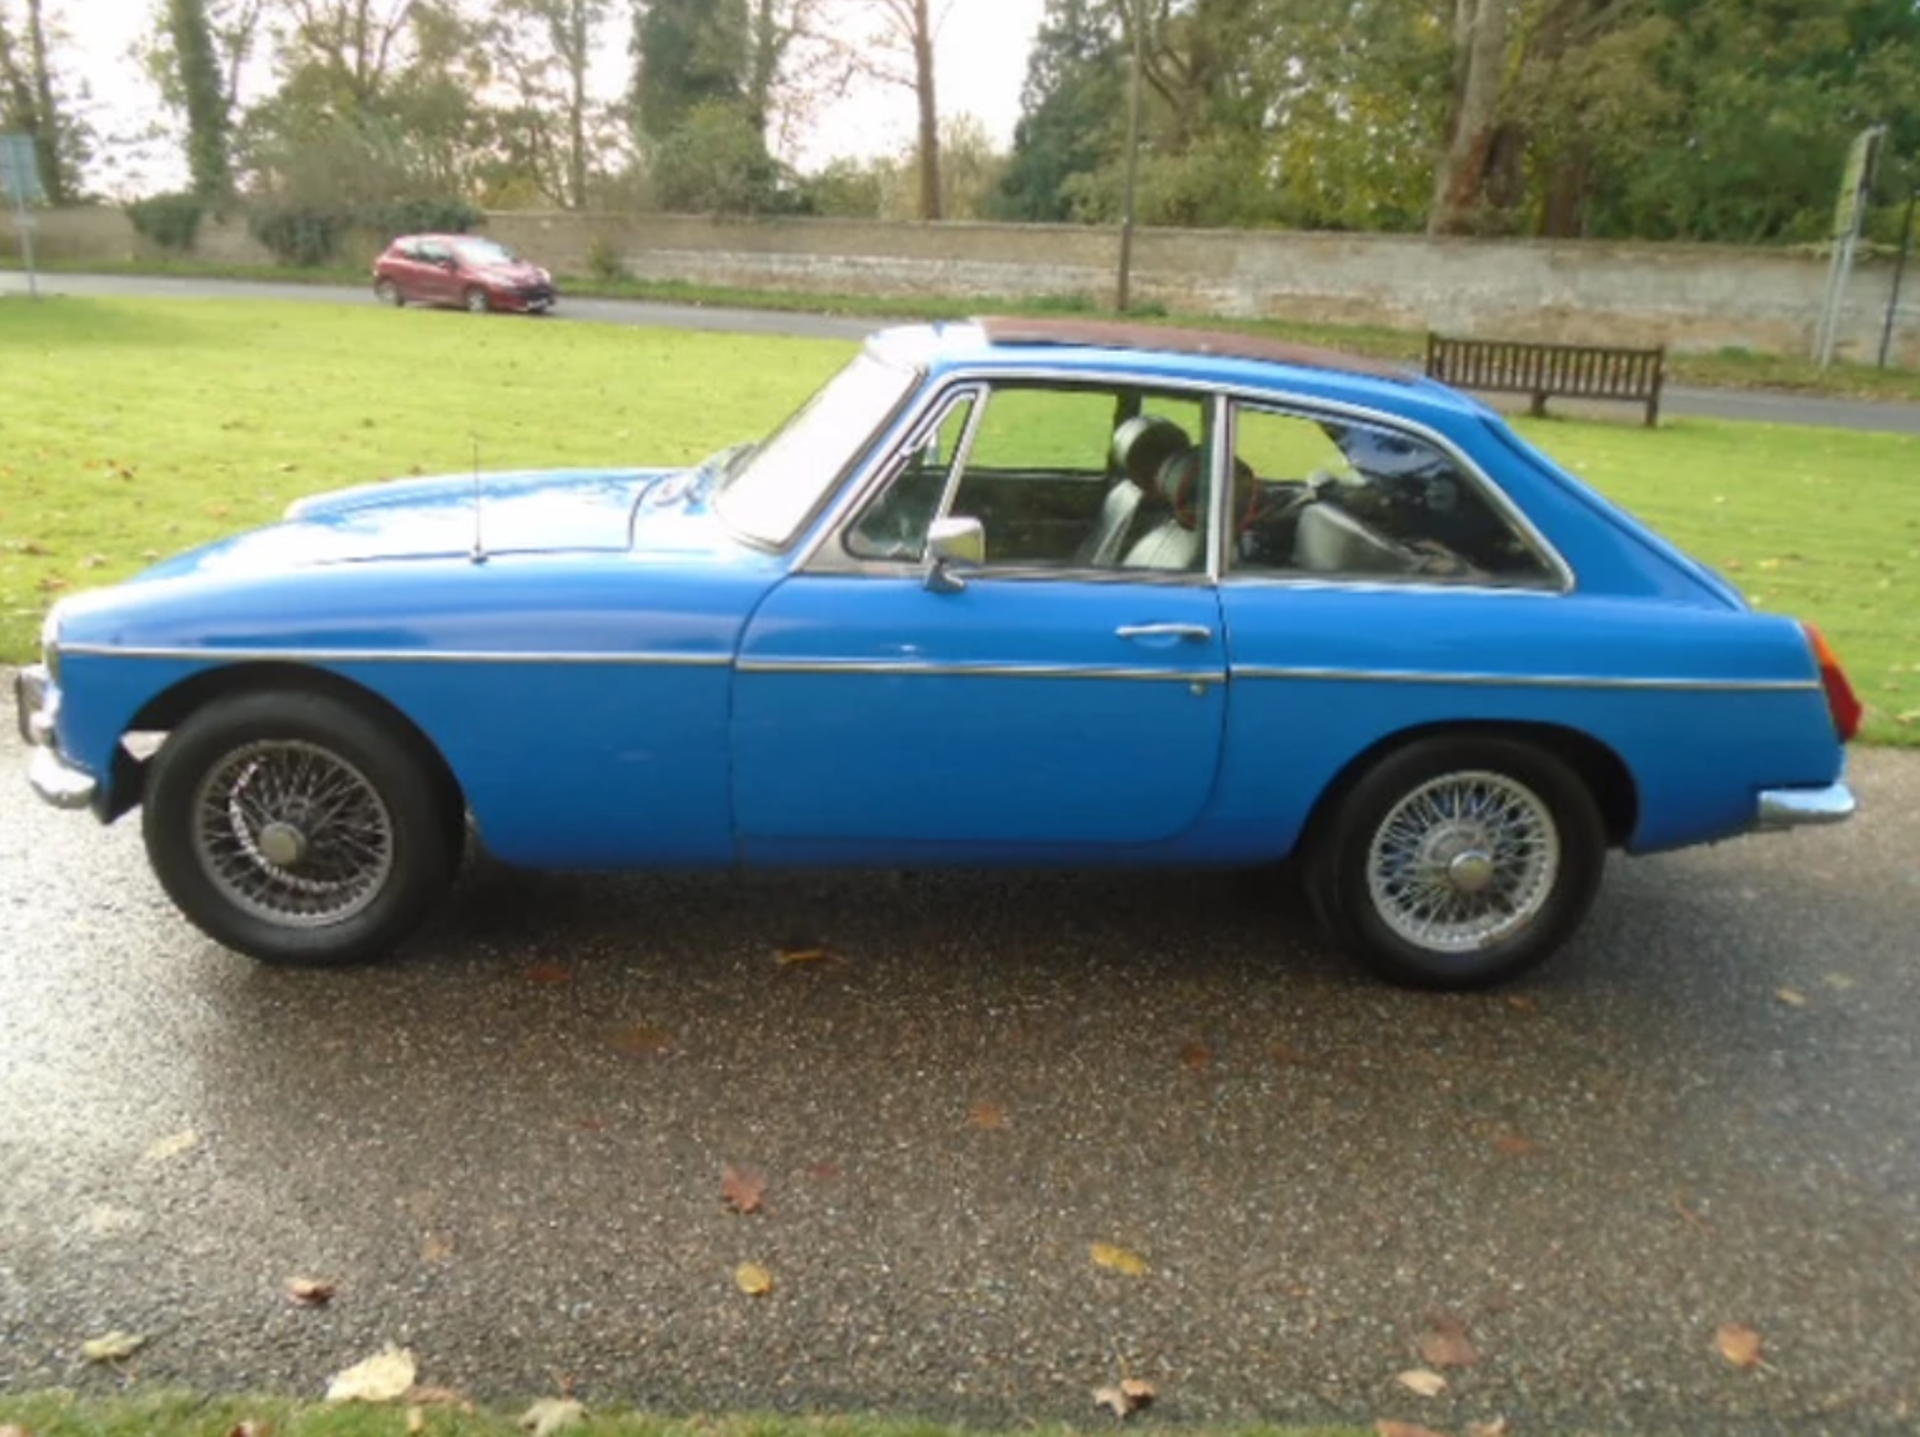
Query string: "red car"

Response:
xmin=371 ymin=234 xmax=558 ymax=315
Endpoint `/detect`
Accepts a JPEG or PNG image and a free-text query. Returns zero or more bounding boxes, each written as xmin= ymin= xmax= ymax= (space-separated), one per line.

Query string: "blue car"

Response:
xmin=14 ymin=318 xmax=1860 ymax=988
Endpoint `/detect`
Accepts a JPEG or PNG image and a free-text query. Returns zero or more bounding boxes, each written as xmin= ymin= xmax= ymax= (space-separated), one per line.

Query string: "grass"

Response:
xmin=0 ymin=1394 xmax=1377 ymax=1437
xmin=1 ymin=294 xmax=1915 ymax=743
xmin=34 ymin=253 xmax=1920 ymax=404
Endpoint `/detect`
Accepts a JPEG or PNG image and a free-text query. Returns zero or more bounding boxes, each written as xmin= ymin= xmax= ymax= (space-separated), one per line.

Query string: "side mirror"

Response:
xmin=923 ymin=516 xmax=984 ymax=593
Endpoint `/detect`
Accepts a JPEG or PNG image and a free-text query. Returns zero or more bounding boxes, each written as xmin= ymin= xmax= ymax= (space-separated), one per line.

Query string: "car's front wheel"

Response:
xmin=142 ymin=691 xmax=460 ymax=965
xmin=1306 ymin=735 xmax=1606 ymax=989
xmin=374 ymin=278 xmax=403 ymax=307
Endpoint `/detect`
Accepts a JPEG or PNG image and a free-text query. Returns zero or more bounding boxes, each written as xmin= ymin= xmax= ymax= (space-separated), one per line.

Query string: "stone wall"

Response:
xmin=7 ymin=205 xmax=1916 ymax=366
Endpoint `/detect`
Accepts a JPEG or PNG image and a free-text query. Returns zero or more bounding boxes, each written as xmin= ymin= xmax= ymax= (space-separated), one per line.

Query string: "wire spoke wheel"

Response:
xmin=191 ymin=738 xmax=395 ymax=928
xmin=1364 ymin=768 xmax=1560 ymax=954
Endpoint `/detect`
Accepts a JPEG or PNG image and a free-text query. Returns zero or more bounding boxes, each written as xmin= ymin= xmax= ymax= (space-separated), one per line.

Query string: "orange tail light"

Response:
xmin=1804 ymin=624 xmax=1862 ymax=743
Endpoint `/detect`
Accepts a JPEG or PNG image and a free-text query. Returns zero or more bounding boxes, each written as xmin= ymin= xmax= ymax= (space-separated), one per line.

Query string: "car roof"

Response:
xmin=873 ymin=318 xmax=1481 ymax=428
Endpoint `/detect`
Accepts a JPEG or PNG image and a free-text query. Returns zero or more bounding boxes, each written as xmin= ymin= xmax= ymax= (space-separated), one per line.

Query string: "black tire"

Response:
xmin=1304 ymin=735 xmax=1606 ymax=990
xmin=374 ymin=278 xmax=403 ymax=307
xmin=463 ymin=286 xmax=491 ymax=314
xmin=142 ymin=691 xmax=460 ymax=965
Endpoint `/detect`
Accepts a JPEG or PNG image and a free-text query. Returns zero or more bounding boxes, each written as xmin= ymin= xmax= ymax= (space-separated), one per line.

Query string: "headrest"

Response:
xmin=1111 ymin=415 xmax=1191 ymax=486
xmin=1155 ymin=447 xmax=1207 ymax=523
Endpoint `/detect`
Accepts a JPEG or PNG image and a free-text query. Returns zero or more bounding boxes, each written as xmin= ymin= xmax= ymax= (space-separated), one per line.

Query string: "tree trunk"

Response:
xmin=567 ymin=0 xmax=588 ymax=207
xmin=911 ymin=0 xmax=940 ymax=219
xmin=1428 ymin=0 xmax=1508 ymax=235
xmin=24 ymin=0 xmax=65 ymax=203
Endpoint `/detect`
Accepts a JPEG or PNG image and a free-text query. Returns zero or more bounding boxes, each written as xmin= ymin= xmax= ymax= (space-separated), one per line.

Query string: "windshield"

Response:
xmin=453 ymin=238 xmax=520 ymax=266
xmin=714 ymin=351 xmax=918 ymax=548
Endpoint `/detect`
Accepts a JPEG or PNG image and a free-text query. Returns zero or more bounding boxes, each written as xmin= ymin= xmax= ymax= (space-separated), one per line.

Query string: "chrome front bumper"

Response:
xmin=1753 ymin=778 xmax=1856 ymax=831
xmin=14 ymin=664 xmax=97 ymax=811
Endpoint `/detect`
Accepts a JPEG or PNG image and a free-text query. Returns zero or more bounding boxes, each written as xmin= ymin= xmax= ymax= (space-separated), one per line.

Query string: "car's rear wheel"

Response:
xmin=142 ymin=691 xmax=460 ymax=965
xmin=1305 ymin=735 xmax=1605 ymax=989
xmin=374 ymin=278 xmax=403 ymax=307
xmin=464 ymin=286 xmax=491 ymax=314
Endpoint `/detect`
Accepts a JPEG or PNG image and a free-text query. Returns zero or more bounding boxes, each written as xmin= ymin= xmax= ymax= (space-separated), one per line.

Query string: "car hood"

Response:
xmin=134 ymin=467 xmax=700 ymax=582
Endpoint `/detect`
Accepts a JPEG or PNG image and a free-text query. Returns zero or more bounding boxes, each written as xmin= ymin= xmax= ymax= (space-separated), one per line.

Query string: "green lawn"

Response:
xmin=2 ymin=295 xmax=1914 ymax=743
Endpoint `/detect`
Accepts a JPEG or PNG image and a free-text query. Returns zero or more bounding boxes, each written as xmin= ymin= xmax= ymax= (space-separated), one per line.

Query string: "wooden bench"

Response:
xmin=1425 ymin=333 xmax=1666 ymax=427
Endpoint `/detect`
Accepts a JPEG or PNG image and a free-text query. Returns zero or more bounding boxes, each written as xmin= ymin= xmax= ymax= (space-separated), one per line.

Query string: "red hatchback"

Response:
xmin=372 ymin=234 xmax=558 ymax=314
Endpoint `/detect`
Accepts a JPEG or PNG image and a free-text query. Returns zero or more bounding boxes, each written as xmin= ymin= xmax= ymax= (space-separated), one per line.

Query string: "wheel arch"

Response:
xmin=109 ymin=662 xmax=465 ymax=829
xmin=1300 ymin=719 xmax=1638 ymax=855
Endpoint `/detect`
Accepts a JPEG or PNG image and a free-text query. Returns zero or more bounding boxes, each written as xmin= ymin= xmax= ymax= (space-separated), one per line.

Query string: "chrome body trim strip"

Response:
xmin=736 ymin=658 xmax=1215 ymax=683
xmin=56 ymin=644 xmax=733 ymax=668
xmin=27 ymin=745 xmax=97 ymax=810
xmin=1232 ymin=663 xmax=1820 ymax=693
xmin=1753 ymin=780 xmax=1856 ymax=830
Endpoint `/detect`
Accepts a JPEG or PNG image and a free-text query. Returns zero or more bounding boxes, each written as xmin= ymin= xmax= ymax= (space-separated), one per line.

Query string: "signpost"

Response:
xmin=1814 ymin=124 xmax=1886 ymax=369
xmin=0 ymin=132 xmax=45 ymax=298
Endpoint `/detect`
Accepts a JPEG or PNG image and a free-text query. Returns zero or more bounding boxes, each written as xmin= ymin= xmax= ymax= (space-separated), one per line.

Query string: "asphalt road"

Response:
xmin=3 ymin=705 xmax=1918 ymax=1435
xmin=5 ymin=270 xmax=1920 ymax=435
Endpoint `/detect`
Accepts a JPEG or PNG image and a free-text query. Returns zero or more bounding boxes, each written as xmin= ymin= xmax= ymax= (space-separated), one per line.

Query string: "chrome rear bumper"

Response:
xmin=14 ymin=664 xmax=97 ymax=811
xmin=1753 ymin=779 xmax=1856 ymax=831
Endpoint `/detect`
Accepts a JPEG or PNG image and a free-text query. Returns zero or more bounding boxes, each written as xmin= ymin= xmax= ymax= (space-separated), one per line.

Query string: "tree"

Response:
xmin=993 ymin=0 xmax=1123 ymax=222
xmin=164 ymin=0 xmax=233 ymax=197
xmin=494 ymin=0 xmax=613 ymax=206
xmin=0 ymin=0 xmax=88 ymax=202
xmin=629 ymin=0 xmax=748 ymax=141
xmin=809 ymin=0 xmax=948 ymax=219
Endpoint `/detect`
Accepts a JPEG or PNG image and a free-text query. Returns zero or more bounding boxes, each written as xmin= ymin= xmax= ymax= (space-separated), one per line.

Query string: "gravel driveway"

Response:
xmin=3 ymin=706 xmax=1918 ymax=1436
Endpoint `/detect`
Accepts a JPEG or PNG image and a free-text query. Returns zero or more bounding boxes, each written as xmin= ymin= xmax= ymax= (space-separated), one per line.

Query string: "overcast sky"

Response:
xmin=59 ymin=0 xmax=1048 ymax=197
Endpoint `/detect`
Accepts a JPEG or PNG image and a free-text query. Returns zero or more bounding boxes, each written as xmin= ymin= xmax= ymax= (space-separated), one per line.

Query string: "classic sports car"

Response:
xmin=16 ymin=318 xmax=1859 ymax=989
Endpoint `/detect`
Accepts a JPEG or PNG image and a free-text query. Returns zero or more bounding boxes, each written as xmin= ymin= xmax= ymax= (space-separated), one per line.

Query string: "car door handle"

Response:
xmin=1115 ymin=623 xmax=1213 ymax=643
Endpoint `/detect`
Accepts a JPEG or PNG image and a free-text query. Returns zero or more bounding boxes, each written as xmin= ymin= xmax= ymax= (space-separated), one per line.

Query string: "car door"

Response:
xmin=732 ymin=378 xmax=1230 ymax=851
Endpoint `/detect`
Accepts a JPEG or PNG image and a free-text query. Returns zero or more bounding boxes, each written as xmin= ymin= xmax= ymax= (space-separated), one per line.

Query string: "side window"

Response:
xmin=846 ymin=393 xmax=977 ymax=561
xmin=1228 ymin=406 xmax=1555 ymax=585
xmin=842 ymin=383 xmax=1209 ymax=573
xmin=950 ymin=386 xmax=1206 ymax=570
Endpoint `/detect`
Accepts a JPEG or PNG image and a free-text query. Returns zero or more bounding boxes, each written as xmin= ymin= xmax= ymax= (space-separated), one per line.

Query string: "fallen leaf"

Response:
xmin=0 ymin=1427 xmax=36 ymax=1437
xmin=1776 ymin=988 xmax=1809 ymax=1008
xmin=1092 ymin=1377 xmax=1156 ymax=1418
xmin=1395 ymin=1369 xmax=1449 ymax=1397
xmin=1271 ymin=1042 xmax=1318 ymax=1068
xmin=524 ymin=962 xmax=572 ymax=985
xmin=405 ymin=1386 xmax=471 ymax=1407
xmin=1179 ymin=1038 xmax=1213 ymax=1071
xmin=966 ymin=1100 xmax=1008 ymax=1130
xmin=722 ymin=1164 xmax=767 ymax=1215
xmin=419 ymin=1231 xmax=456 ymax=1264
xmin=1822 ymin=973 xmax=1857 ymax=991
xmin=774 ymin=946 xmax=832 ymax=965
xmin=1715 ymin=1321 xmax=1764 ymax=1369
xmin=605 ymin=1022 xmax=674 ymax=1058
xmin=521 ymin=1397 xmax=589 ymax=1435
xmin=81 ymin=1330 xmax=147 ymax=1362
xmin=325 ymin=1344 xmax=417 ymax=1402
xmin=805 ymin=1161 xmax=843 ymax=1181
xmin=1491 ymin=1131 xmax=1539 ymax=1157
xmin=1090 ymin=1243 xmax=1151 ymax=1277
xmin=1467 ymin=1420 xmax=1510 ymax=1437
xmin=735 ymin=1262 xmax=774 ymax=1296
xmin=1504 ymin=994 xmax=1538 ymax=1011
xmin=1378 ymin=1422 xmax=1450 ymax=1437
xmin=1419 ymin=1310 xmax=1480 ymax=1367
xmin=224 ymin=1422 xmax=271 ymax=1437
xmin=286 ymin=1277 xmax=335 ymax=1307
xmin=406 ymin=1410 xmax=425 ymax=1436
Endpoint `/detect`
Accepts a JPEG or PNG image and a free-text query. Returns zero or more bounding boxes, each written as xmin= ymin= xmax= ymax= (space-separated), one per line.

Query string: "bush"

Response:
xmin=368 ymin=197 xmax=484 ymax=237
xmin=126 ymin=192 xmax=206 ymax=251
xmin=585 ymin=234 xmax=629 ymax=282
xmin=248 ymin=204 xmax=348 ymax=266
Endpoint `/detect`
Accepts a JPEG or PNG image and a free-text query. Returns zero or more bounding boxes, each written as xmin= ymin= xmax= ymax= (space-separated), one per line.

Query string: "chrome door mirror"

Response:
xmin=924 ymin=516 xmax=984 ymax=593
